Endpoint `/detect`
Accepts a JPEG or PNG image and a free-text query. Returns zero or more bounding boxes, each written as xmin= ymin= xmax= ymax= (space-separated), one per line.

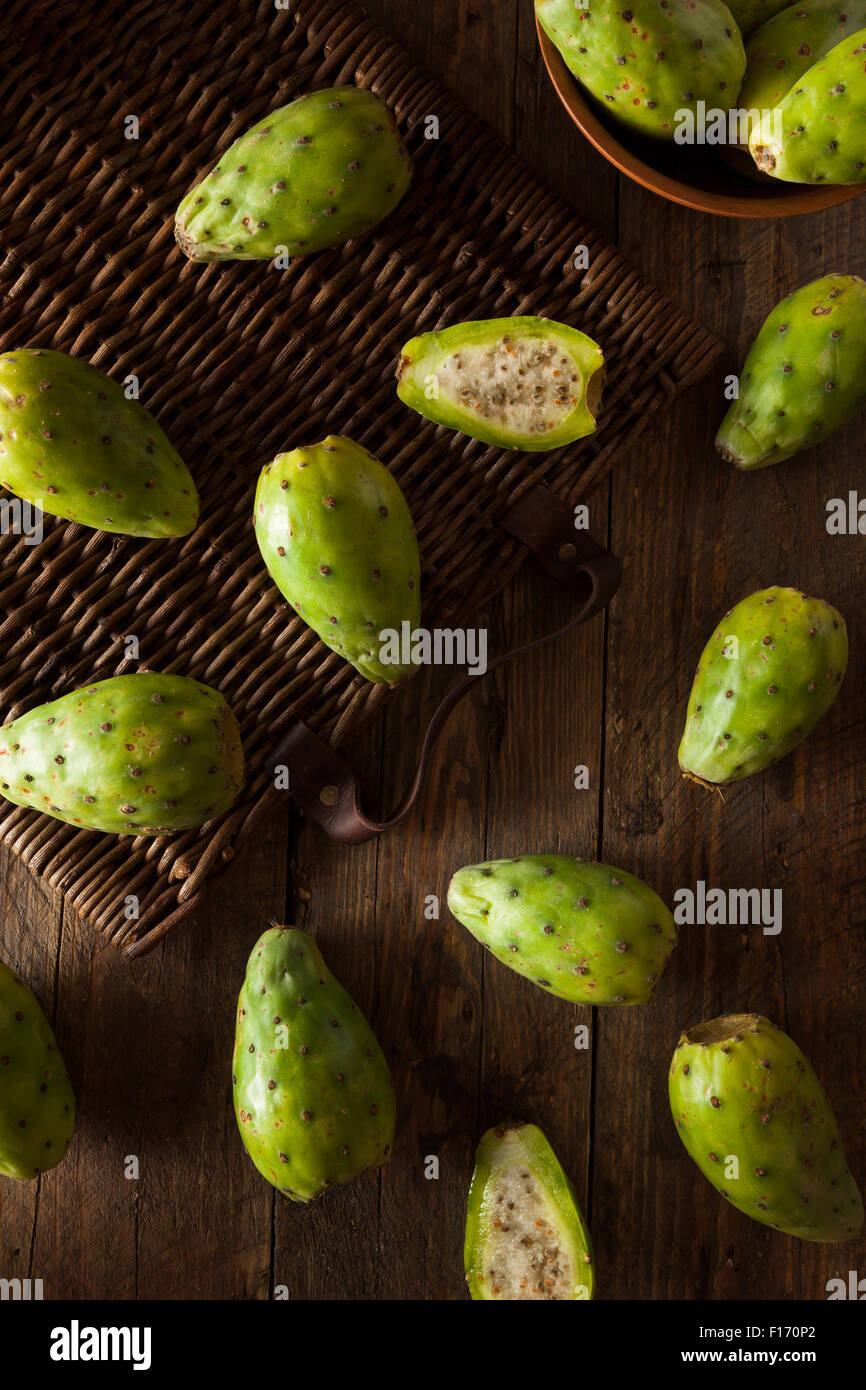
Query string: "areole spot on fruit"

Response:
xmin=728 ymin=0 xmax=794 ymax=35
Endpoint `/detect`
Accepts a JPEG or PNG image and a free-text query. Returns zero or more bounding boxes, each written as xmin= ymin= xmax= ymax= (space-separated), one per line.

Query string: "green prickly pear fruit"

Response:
xmin=0 ymin=672 xmax=244 ymax=834
xmin=678 ymin=586 xmax=847 ymax=786
xmin=715 ymin=274 xmax=866 ymax=469
xmin=740 ymin=0 xmax=866 ymax=126
xmin=749 ymin=28 xmax=866 ymax=181
xmin=669 ymin=1013 xmax=863 ymax=1242
xmin=175 ymin=86 xmax=412 ymax=262
xmin=253 ymin=435 xmax=420 ymax=684
xmin=535 ymin=0 xmax=746 ymax=141
xmin=0 ymin=350 xmax=198 ymax=538
xmin=447 ymin=854 xmax=676 ymax=1006
xmin=396 ymin=317 xmax=604 ymax=451
xmin=232 ymin=926 xmax=396 ymax=1202
xmin=728 ymin=0 xmax=794 ymax=36
xmin=464 ymin=1123 xmax=594 ymax=1300
xmin=0 ymin=961 xmax=75 ymax=1180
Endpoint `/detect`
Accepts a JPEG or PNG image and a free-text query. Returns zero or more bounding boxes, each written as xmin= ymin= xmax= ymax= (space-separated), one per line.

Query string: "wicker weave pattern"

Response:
xmin=0 ymin=0 xmax=720 ymax=956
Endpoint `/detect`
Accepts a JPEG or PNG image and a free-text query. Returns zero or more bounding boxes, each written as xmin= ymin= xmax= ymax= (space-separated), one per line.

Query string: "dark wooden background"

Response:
xmin=2 ymin=0 xmax=864 ymax=1300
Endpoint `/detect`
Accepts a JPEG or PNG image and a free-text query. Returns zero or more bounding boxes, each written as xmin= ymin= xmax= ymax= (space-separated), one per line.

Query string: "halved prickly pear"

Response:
xmin=464 ymin=1123 xmax=594 ymax=1300
xmin=448 ymin=854 xmax=676 ymax=1005
xmin=0 ymin=349 xmax=199 ymax=538
xmin=233 ymin=927 xmax=396 ymax=1201
xmin=395 ymin=317 xmax=604 ymax=451
xmin=0 ymin=960 xmax=75 ymax=1180
xmin=669 ymin=1013 xmax=863 ymax=1242
xmin=678 ymin=586 xmax=847 ymax=786
xmin=175 ymin=86 xmax=412 ymax=262
xmin=0 ymin=672 xmax=245 ymax=834
xmin=253 ymin=435 xmax=421 ymax=684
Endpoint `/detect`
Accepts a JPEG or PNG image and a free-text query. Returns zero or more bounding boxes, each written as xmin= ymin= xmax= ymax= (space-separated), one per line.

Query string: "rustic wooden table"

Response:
xmin=2 ymin=0 xmax=865 ymax=1301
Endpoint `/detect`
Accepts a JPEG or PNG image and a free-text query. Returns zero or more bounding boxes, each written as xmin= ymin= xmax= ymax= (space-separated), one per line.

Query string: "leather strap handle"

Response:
xmin=266 ymin=484 xmax=621 ymax=843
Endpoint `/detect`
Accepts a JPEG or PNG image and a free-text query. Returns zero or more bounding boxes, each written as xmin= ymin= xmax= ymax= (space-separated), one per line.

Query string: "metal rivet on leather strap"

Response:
xmin=319 ymin=785 xmax=339 ymax=806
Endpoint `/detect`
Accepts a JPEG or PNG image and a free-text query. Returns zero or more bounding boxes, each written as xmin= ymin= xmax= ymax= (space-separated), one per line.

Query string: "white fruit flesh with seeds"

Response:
xmin=436 ymin=337 xmax=582 ymax=438
xmin=480 ymin=1162 xmax=578 ymax=1299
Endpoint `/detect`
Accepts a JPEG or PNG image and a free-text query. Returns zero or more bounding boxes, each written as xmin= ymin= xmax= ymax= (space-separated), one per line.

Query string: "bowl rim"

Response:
xmin=536 ymin=21 xmax=866 ymax=220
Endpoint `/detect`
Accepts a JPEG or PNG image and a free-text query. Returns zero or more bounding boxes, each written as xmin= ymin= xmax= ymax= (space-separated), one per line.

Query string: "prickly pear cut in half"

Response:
xmin=448 ymin=854 xmax=676 ymax=1005
xmin=396 ymin=317 xmax=604 ymax=450
xmin=0 ymin=349 xmax=198 ymax=538
xmin=465 ymin=1123 xmax=594 ymax=1300
xmin=679 ymin=586 xmax=847 ymax=786
xmin=0 ymin=672 xmax=245 ymax=835
xmin=175 ymin=86 xmax=412 ymax=262
xmin=233 ymin=927 xmax=396 ymax=1201
xmin=0 ymin=960 xmax=75 ymax=1180
xmin=669 ymin=1014 xmax=863 ymax=1242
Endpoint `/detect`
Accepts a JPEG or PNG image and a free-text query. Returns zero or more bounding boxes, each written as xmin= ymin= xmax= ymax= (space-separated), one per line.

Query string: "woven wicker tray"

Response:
xmin=0 ymin=0 xmax=720 ymax=957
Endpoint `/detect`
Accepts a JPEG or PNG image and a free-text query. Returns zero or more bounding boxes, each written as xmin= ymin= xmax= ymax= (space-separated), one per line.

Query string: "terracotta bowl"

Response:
xmin=537 ymin=21 xmax=866 ymax=219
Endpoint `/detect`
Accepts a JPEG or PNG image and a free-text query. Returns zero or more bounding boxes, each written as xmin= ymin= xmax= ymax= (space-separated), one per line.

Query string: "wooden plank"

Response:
xmin=284 ymin=661 xmax=487 ymax=1299
xmin=127 ymin=817 xmax=286 ymax=1299
xmin=475 ymin=522 xmax=609 ymax=1288
xmin=0 ymin=849 xmax=67 ymax=1297
xmin=287 ymin=490 xmax=610 ymax=1296
xmin=594 ymin=190 xmax=866 ymax=1298
xmin=274 ymin=0 xmax=619 ymax=1301
xmin=0 ymin=817 xmax=287 ymax=1298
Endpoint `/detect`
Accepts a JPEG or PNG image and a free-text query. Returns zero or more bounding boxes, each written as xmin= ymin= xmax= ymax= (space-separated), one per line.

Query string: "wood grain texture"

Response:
xmin=594 ymin=189 xmax=866 ymax=1299
xmin=0 ymin=0 xmax=863 ymax=1300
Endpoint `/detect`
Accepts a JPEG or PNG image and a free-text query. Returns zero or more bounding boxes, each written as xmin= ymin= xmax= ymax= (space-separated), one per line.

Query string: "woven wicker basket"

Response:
xmin=0 ymin=0 xmax=721 ymax=957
